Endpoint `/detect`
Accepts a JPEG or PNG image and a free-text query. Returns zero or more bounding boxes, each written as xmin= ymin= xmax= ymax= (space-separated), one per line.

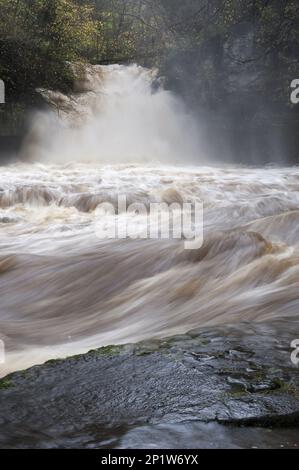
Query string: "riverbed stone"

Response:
xmin=0 ymin=322 xmax=298 ymax=448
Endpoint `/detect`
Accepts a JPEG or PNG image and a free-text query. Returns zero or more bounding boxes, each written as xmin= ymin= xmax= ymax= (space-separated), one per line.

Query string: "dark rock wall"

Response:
xmin=164 ymin=21 xmax=299 ymax=164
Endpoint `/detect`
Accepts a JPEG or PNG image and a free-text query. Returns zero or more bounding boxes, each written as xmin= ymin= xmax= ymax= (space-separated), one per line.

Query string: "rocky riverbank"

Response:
xmin=0 ymin=322 xmax=298 ymax=448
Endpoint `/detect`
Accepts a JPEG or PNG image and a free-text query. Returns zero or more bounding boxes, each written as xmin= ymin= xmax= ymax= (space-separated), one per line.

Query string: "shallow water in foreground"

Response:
xmin=113 ymin=422 xmax=299 ymax=449
xmin=1 ymin=162 xmax=299 ymax=376
xmin=2 ymin=421 xmax=298 ymax=449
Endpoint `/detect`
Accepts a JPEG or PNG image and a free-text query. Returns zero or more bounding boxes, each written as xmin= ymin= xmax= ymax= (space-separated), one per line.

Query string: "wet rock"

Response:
xmin=161 ymin=188 xmax=184 ymax=206
xmin=0 ymin=322 xmax=299 ymax=448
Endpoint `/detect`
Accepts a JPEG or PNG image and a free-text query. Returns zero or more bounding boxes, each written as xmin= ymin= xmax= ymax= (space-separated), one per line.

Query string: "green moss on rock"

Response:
xmin=91 ymin=344 xmax=124 ymax=356
xmin=0 ymin=378 xmax=13 ymax=390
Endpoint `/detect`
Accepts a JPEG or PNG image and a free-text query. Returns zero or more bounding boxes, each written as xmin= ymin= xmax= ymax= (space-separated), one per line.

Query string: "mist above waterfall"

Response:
xmin=23 ymin=64 xmax=202 ymax=165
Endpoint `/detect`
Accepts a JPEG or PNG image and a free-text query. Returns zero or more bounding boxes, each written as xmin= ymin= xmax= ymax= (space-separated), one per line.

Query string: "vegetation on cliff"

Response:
xmin=1 ymin=1 xmax=298 ymax=100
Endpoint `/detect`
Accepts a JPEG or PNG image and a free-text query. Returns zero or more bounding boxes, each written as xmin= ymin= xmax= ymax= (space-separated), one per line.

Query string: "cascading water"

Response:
xmin=1 ymin=64 xmax=299 ymax=377
xmin=24 ymin=64 xmax=202 ymax=164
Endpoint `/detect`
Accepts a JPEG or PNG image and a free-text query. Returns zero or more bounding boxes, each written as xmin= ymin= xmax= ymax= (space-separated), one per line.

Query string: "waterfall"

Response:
xmin=24 ymin=64 xmax=202 ymax=164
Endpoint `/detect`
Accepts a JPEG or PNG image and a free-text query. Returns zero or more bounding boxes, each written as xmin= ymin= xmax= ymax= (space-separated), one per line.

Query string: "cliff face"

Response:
xmin=0 ymin=94 xmax=47 ymax=161
xmin=164 ymin=21 xmax=299 ymax=164
xmin=220 ymin=21 xmax=299 ymax=164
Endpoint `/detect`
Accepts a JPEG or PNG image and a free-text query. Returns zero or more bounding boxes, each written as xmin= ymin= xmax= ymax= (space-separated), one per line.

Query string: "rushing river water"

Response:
xmin=1 ymin=162 xmax=299 ymax=376
xmin=1 ymin=65 xmax=299 ymax=377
